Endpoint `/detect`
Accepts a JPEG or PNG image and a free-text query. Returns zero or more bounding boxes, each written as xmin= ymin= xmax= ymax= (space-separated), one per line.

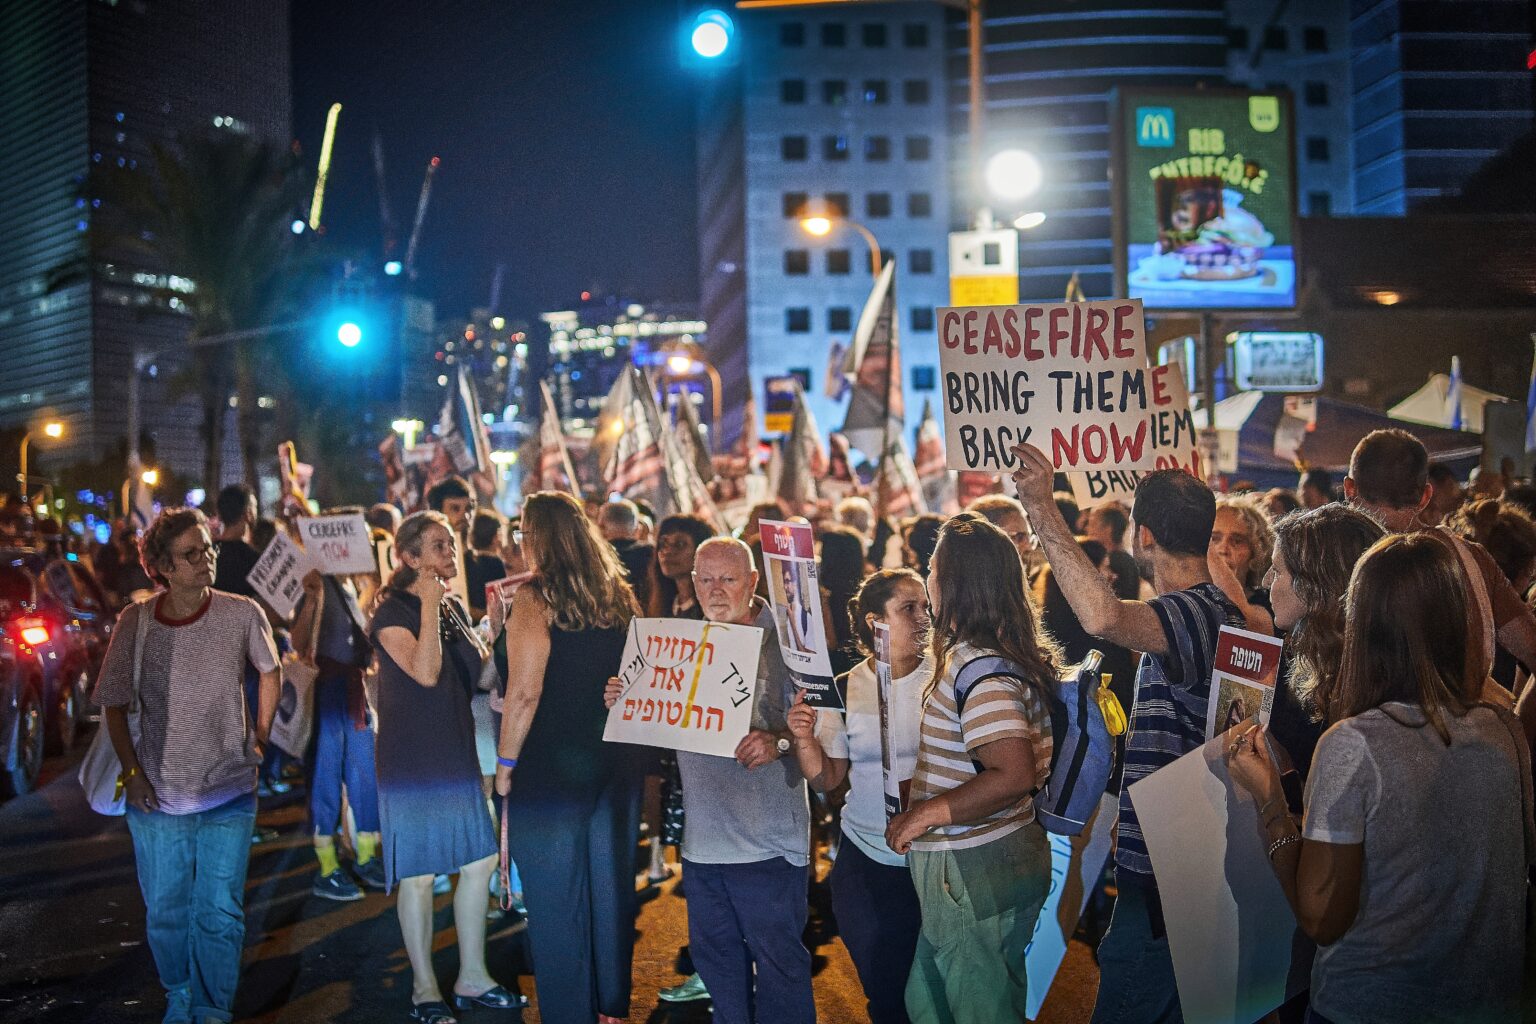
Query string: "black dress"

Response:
xmin=370 ymin=590 xmax=496 ymax=887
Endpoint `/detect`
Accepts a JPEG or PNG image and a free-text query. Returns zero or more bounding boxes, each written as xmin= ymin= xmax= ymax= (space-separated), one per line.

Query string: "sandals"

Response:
xmin=410 ymin=1002 xmax=456 ymax=1024
xmin=451 ymin=985 xmax=527 ymax=1010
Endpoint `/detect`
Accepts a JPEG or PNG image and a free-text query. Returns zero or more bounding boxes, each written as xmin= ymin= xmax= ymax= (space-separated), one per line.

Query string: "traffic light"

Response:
xmin=320 ymin=277 xmax=400 ymax=403
xmin=680 ymin=8 xmax=737 ymax=69
xmin=336 ymin=321 xmax=363 ymax=348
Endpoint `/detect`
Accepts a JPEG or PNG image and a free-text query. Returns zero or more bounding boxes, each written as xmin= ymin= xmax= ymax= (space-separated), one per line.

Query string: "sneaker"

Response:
xmin=432 ymin=873 xmax=452 ymax=895
xmin=250 ymin=826 xmax=280 ymax=845
xmin=657 ymin=973 xmax=708 ymax=1003
xmin=354 ymin=858 xmax=387 ymax=891
xmin=312 ymin=869 xmax=364 ymax=902
xmin=257 ymin=777 xmax=292 ymax=797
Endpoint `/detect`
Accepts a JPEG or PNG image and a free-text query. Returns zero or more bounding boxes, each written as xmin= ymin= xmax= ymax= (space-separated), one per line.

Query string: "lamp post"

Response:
xmin=800 ymin=215 xmax=883 ymax=277
xmin=660 ymin=343 xmax=724 ymax=444
xmin=18 ymin=421 xmax=64 ymax=503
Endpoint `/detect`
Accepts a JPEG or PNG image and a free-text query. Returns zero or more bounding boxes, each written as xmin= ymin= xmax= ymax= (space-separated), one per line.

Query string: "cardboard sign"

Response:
xmin=1205 ymin=625 xmax=1283 ymax=740
xmin=1128 ymin=736 xmax=1311 ymax=1024
xmin=873 ymin=622 xmax=908 ymax=821
xmin=373 ymin=534 xmax=396 ymax=578
xmin=296 ymin=513 xmax=375 ymax=575
xmin=1068 ymin=361 xmax=1201 ymax=508
xmin=1024 ymin=792 xmax=1117 ymax=1019
xmin=937 ymin=299 xmax=1160 ymax=472
xmin=246 ymin=530 xmax=311 ymax=619
xmin=759 ymin=519 xmax=842 ymax=710
xmin=603 ymin=617 xmax=763 ymax=759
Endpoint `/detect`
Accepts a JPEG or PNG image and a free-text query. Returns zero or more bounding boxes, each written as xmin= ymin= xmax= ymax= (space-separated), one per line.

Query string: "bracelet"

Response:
xmin=1267 ymin=833 xmax=1301 ymax=860
xmin=496 ymin=756 xmax=518 ymax=769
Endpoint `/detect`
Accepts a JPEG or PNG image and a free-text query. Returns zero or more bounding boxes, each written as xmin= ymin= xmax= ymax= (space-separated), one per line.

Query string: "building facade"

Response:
xmin=697 ymin=2 xmax=952 ymax=454
xmin=0 ymin=1 xmax=291 ymax=484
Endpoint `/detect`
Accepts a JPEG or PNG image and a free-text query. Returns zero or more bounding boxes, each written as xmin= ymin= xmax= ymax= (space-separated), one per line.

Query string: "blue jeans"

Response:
xmin=1091 ymin=869 xmax=1183 ymax=1024
xmin=308 ymin=673 xmax=380 ymax=835
xmin=683 ymin=857 xmax=815 ymax=1024
xmin=126 ymin=792 xmax=258 ymax=1023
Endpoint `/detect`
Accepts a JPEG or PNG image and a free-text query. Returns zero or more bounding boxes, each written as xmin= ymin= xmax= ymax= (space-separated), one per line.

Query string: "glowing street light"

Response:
xmin=18 ymin=421 xmax=64 ymax=503
xmin=42 ymin=422 xmax=63 ymax=439
xmin=336 ymin=321 xmax=363 ymax=348
xmin=667 ymin=354 xmax=694 ymax=375
xmin=690 ymin=10 xmax=734 ymax=59
xmin=801 ymin=216 xmax=833 ymax=237
xmin=140 ymin=468 xmax=160 ymax=487
xmin=799 ymin=215 xmax=882 ymax=276
xmin=986 ymin=149 xmax=1043 ymax=202
xmin=1013 ymin=211 xmax=1048 ymax=230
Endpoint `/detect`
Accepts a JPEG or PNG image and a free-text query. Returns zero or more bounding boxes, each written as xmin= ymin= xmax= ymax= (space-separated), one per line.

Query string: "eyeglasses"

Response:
xmin=174 ymin=543 xmax=214 ymax=566
xmin=692 ymin=573 xmax=743 ymax=590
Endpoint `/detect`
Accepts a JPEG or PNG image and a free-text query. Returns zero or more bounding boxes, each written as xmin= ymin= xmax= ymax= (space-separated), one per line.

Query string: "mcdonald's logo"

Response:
xmin=1136 ymin=107 xmax=1175 ymax=147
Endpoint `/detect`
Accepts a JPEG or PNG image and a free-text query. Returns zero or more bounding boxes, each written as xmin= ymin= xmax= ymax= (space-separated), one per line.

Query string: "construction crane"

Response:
xmin=371 ymin=129 xmax=398 ymax=256
xmin=402 ymin=156 xmax=440 ymax=281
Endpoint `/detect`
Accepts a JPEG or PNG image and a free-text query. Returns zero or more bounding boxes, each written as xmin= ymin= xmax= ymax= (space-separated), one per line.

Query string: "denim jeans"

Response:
xmin=308 ymin=673 xmax=380 ymax=835
xmin=1091 ymin=868 xmax=1183 ymax=1024
xmin=126 ymin=792 xmax=258 ymax=1023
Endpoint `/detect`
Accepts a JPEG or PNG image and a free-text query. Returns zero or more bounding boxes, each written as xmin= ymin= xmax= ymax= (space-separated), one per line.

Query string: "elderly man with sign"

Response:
xmin=605 ymin=537 xmax=813 ymax=1024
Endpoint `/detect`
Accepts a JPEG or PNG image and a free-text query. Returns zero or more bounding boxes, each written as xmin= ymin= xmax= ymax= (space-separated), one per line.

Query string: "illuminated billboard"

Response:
xmin=1114 ymin=88 xmax=1298 ymax=311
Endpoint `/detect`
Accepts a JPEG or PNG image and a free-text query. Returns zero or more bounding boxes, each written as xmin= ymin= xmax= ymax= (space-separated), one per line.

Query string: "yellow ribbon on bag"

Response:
xmin=1096 ymin=673 xmax=1128 ymax=737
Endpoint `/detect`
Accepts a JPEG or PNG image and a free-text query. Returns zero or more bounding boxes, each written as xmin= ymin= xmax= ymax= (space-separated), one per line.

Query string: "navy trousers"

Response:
xmin=682 ymin=856 xmax=816 ymax=1024
xmin=829 ymin=835 xmax=921 ymax=1024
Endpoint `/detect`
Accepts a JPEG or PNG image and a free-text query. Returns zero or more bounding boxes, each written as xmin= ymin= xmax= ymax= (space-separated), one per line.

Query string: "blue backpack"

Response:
xmin=954 ymin=650 xmax=1116 ymax=837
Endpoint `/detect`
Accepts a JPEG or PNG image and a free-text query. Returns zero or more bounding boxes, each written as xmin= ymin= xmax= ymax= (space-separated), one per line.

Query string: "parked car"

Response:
xmin=0 ymin=550 xmax=110 ymax=754
xmin=0 ymin=618 xmax=48 ymax=797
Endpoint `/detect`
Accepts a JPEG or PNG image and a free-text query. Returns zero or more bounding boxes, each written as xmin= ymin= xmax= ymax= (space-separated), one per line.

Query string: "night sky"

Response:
xmin=291 ymin=0 xmax=701 ymax=323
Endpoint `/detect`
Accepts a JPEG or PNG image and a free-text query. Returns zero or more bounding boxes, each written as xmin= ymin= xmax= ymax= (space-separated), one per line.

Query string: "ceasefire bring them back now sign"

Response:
xmin=936 ymin=299 xmax=1161 ymax=472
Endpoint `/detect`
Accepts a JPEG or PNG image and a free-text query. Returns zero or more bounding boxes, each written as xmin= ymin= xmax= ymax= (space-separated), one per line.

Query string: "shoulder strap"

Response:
xmin=1435 ymin=529 xmax=1496 ymax=669
xmin=130 ymin=595 xmax=154 ymax=711
xmin=953 ymin=653 xmax=1028 ymax=715
xmin=1487 ymin=703 xmax=1536 ymax=870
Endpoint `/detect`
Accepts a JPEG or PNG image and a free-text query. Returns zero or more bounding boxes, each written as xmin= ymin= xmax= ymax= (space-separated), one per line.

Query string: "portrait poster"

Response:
xmin=1204 ymin=625 xmax=1284 ymax=740
xmin=759 ymin=519 xmax=843 ymax=710
xmin=1024 ymin=792 xmax=1118 ymax=1019
xmin=873 ymin=622 xmax=908 ymax=821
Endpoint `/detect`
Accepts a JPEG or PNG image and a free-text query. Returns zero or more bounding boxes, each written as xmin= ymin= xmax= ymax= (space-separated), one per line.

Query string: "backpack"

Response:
xmin=954 ymin=650 xmax=1118 ymax=837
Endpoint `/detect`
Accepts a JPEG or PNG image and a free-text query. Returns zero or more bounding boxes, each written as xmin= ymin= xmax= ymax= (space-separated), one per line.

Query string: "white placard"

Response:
xmin=246 ymin=530 xmax=312 ymax=619
xmin=1025 ymin=792 xmax=1117 ymax=1020
xmin=297 ymin=513 xmax=376 ymax=575
xmin=1127 ymin=737 xmax=1311 ymax=1024
xmin=1068 ymin=361 xmax=1202 ymax=509
xmin=937 ymin=299 xmax=1160 ymax=472
xmin=603 ymin=617 xmax=763 ymax=759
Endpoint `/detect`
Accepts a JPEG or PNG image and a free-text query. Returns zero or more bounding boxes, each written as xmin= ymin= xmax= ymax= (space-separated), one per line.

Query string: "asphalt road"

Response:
xmin=0 ymin=732 xmax=1101 ymax=1023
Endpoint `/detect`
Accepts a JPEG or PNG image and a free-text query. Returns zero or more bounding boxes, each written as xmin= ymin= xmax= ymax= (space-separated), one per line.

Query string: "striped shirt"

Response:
xmin=93 ymin=592 xmax=280 ymax=815
xmin=908 ymin=642 xmax=1053 ymax=851
xmin=1116 ymin=583 xmax=1244 ymax=876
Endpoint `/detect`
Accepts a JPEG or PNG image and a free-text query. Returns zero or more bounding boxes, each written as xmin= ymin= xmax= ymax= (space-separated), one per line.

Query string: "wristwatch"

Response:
xmin=776 ymin=736 xmax=792 ymax=755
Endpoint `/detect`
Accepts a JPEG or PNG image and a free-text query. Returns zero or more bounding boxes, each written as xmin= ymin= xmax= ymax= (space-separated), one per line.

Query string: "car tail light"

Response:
xmin=18 ymin=620 xmax=49 ymax=647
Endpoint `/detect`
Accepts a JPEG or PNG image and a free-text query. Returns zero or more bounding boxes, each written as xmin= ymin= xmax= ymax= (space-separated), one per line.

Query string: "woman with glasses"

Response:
xmin=93 ymin=508 xmax=281 ymax=1024
xmin=493 ymin=492 xmax=643 ymax=1024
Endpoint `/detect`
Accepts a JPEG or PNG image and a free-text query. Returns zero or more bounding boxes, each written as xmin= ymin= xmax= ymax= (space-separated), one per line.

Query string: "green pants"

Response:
xmin=905 ymin=822 xmax=1051 ymax=1024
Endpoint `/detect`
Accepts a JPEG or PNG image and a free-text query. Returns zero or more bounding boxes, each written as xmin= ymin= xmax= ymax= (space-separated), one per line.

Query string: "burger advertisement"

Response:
xmin=1114 ymin=87 xmax=1298 ymax=311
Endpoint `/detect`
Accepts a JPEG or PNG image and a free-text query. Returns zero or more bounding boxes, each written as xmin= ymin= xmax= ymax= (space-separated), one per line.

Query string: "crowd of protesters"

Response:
xmin=62 ymin=423 xmax=1536 ymax=1024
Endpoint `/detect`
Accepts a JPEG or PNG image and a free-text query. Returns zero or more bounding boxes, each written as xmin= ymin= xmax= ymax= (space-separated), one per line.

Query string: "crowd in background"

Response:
xmin=44 ymin=427 xmax=1536 ymax=1024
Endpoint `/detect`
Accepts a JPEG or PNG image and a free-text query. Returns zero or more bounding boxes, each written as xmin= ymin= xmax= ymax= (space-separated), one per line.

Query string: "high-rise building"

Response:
xmin=1226 ymin=0 xmax=1354 ymax=215
xmin=1348 ymin=0 xmax=1534 ymax=214
xmin=696 ymin=3 xmax=951 ymax=452
xmin=0 ymin=1 xmax=291 ymax=481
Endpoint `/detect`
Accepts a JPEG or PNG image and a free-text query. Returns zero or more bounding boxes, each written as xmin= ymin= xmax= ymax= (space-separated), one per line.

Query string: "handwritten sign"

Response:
xmin=759 ymin=519 xmax=842 ymax=710
xmin=1205 ymin=626 xmax=1283 ymax=740
xmin=937 ymin=299 xmax=1159 ymax=472
xmin=297 ymin=513 xmax=375 ymax=575
xmin=1068 ymin=361 xmax=1201 ymax=509
xmin=246 ymin=530 xmax=311 ymax=619
xmin=603 ymin=617 xmax=763 ymax=758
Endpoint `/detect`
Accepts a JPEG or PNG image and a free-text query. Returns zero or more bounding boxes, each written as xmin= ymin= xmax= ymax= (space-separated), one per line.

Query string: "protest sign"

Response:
xmin=873 ymin=623 xmax=909 ymax=820
xmin=1128 ymin=736 xmax=1311 ymax=1024
xmin=246 ymin=530 xmax=311 ymax=619
xmin=296 ymin=513 xmax=375 ymax=575
xmin=1025 ymin=792 xmax=1117 ymax=1019
xmin=1067 ymin=361 xmax=1202 ymax=508
xmin=937 ymin=298 xmax=1161 ymax=473
xmin=603 ymin=617 xmax=762 ymax=759
xmin=373 ymin=533 xmax=396 ymax=579
xmin=1205 ymin=626 xmax=1284 ymax=740
xmin=759 ymin=519 xmax=843 ymax=710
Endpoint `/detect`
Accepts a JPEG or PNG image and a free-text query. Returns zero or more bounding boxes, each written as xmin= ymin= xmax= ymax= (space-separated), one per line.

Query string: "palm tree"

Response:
xmin=90 ymin=132 xmax=312 ymax=495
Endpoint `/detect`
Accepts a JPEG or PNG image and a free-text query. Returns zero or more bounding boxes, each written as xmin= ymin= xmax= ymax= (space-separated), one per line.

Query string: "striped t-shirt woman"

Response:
xmin=908 ymin=641 xmax=1053 ymax=852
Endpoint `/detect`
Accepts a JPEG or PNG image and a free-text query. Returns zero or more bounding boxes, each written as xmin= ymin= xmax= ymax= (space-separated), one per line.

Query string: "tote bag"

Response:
xmin=78 ymin=597 xmax=154 ymax=816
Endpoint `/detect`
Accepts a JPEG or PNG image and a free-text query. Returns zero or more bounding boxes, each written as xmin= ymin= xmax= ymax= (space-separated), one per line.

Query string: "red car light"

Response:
xmin=19 ymin=622 xmax=49 ymax=647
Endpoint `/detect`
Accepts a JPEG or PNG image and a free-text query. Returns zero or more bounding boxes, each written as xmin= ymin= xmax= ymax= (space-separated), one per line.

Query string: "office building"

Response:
xmin=0 ymin=1 xmax=291 ymax=481
xmin=696 ymin=2 xmax=952 ymax=451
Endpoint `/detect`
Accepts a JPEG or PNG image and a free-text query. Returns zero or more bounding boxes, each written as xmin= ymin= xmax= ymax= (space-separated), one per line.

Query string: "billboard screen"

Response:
xmin=1115 ymin=88 xmax=1297 ymax=311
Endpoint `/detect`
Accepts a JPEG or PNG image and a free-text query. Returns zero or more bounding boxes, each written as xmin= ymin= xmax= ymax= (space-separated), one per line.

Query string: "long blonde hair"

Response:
xmin=521 ymin=491 xmax=639 ymax=631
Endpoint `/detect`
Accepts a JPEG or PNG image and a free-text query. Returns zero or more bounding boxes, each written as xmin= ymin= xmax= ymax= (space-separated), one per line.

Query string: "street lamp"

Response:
xmin=799 ymin=215 xmax=883 ymax=277
xmin=985 ymin=149 xmax=1043 ymax=203
xmin=140 ymin=468 xmax=159 ymax=488
xmin=18 ymin=421 xmax=64 ymax=503
xmin=658 ymin=340 xmax=723 ymax=445
xmin=1013 ymin=210 xmax=1047 ymax=230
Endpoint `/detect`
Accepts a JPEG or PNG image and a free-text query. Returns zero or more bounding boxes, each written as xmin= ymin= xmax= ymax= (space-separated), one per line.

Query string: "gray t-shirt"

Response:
xmin=1303 ymin=702 xmax=1534 ymax=1024
xmin=676 ymin=599 xmax=810 ymax=867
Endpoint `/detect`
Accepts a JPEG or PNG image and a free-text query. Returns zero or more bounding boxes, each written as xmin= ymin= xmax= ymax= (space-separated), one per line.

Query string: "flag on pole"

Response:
xmin=915 ymin=399 xmax=957 ymax=514
xmin=1447 ymin=356 xmax=1464 ymax=431
xmin=605 ymin=366 xmax=669 ymax=508
xmin=672 ymin=388 xmax=717 ymax=485
xmin=874 ymin=433 xmax=927 ymax=520
xmin=124 ymin=461 xmax=156 ymax=531
xmin=439 ymin=364 xmax=498 ymax=500
xmin=776 ymin=379 xmax=824 ymax=512
xmin=840 ymin=261 xmax=904 ymax=460
xmin=533 ymin=380 xmax=580 ymax=497
xmin=1525 ymin=336 xmax=1536 ymax=453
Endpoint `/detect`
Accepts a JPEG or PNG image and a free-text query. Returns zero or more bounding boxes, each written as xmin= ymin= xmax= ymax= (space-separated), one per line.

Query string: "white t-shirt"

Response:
xmin=815 ymin=657 xmax=930 ymax=867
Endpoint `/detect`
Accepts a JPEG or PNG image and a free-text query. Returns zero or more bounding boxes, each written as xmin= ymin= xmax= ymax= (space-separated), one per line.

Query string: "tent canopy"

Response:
xmin=1387 ymin=373 xmax=1515 ymax=434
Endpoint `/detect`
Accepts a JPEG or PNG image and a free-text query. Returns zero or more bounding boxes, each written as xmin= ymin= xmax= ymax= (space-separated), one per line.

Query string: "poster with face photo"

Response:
xmin=759 ymin=519 xmax=842 ymax=710
xmin=1204 ymin=625 xmax=1284 ymax=740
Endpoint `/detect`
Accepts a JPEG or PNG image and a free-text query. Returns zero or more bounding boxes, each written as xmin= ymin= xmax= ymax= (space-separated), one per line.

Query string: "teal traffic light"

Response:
xmin=681 ymin=9 xmax=736 ymax=69
xmin=337 ymin=321 xmax=363 ymax=347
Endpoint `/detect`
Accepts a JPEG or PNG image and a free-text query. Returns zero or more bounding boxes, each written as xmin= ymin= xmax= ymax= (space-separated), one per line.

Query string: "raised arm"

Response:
xmin=1009 ymin=443 xmax=1170 ymax=655
xmin=376 ymin=585 xmax=446 ymax=687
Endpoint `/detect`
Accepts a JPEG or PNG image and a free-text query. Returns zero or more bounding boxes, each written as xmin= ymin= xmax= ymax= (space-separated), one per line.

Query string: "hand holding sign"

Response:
xmin=786 ymin=686 xmax=816 ymax=741
xmin=297 ymin=513 xmax=375 ymax=575
xmin=1007 ymin=441 xmax=1056 ymax=507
